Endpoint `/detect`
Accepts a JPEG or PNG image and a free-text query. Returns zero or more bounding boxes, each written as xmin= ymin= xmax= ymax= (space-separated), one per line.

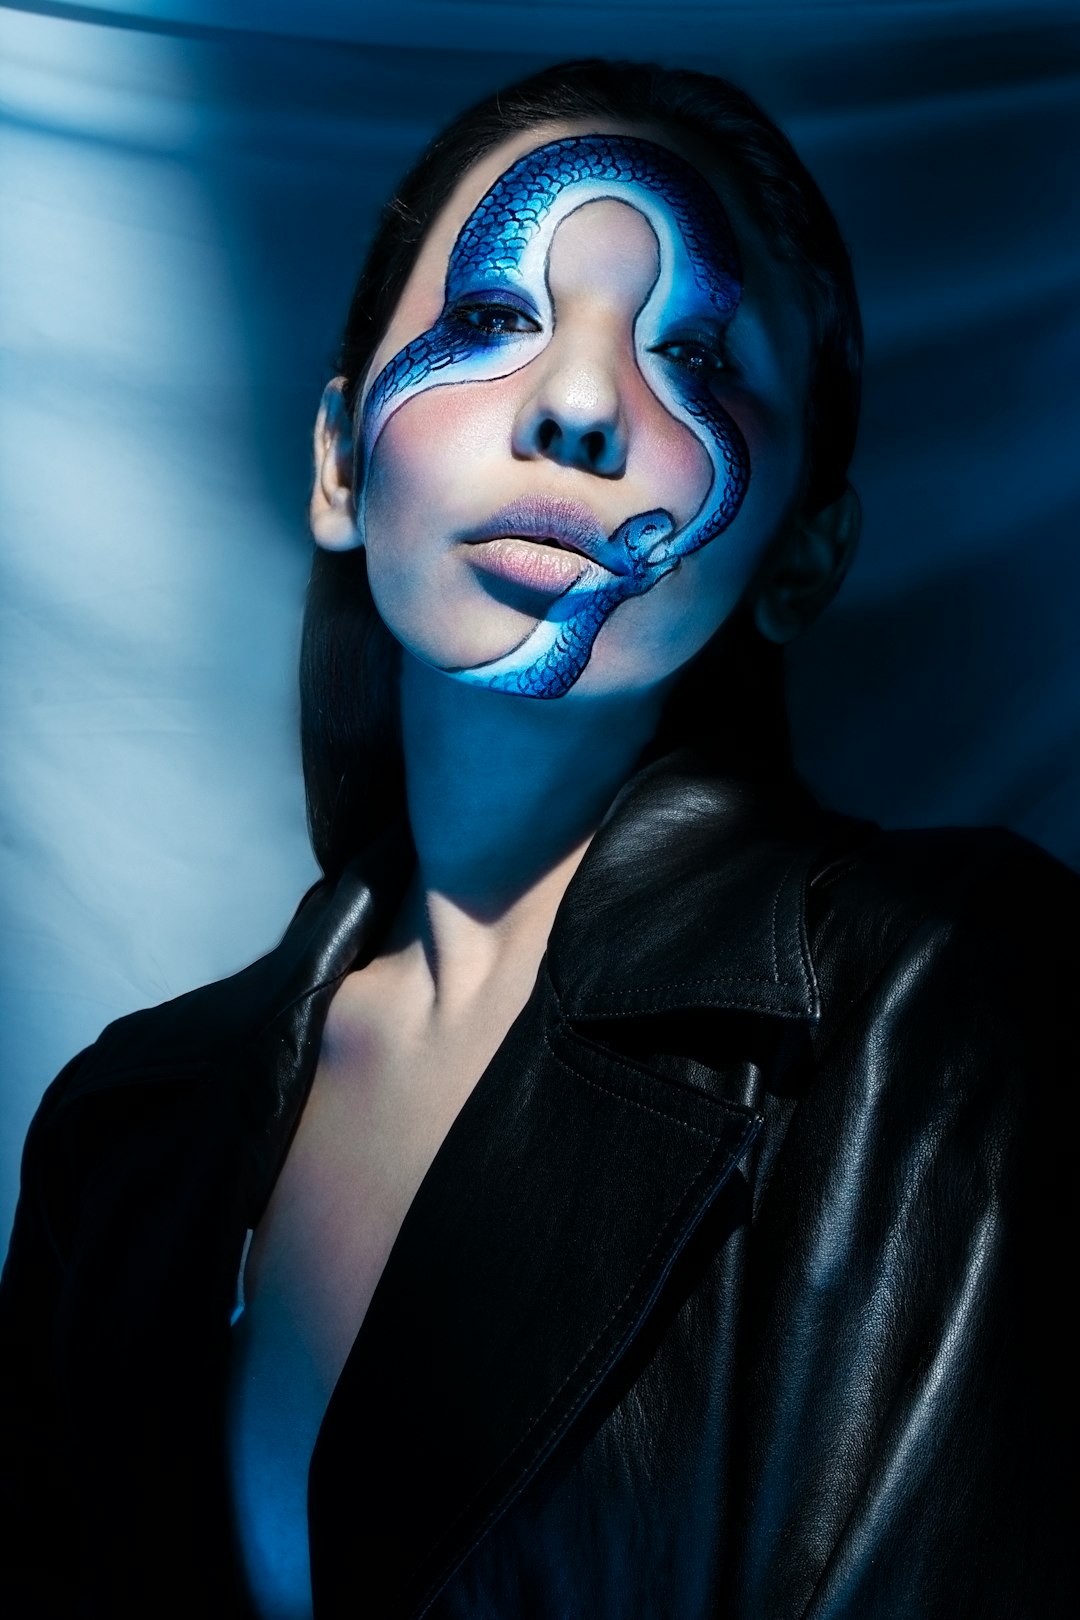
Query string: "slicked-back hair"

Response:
xmin=301 ymin=58 xmax=862 ymax=877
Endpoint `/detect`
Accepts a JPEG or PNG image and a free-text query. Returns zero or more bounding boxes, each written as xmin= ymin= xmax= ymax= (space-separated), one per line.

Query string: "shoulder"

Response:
xmin=7 ymin=872 xmax=344 ymax=1270
xmin=805 ymin=819 xmax=1078 ymax=1064
xmin=808 ymin=819 xmax=1078 ymax=965
xmin=22 ymin=872 xmax=337 ymax=1149
xmin=13 ymin=825 xmax=410 ymax=1218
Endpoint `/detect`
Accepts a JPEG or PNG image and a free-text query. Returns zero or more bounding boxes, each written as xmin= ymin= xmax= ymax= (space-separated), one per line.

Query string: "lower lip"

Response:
xmin=464 ymin=536 xmax=589 ymax=594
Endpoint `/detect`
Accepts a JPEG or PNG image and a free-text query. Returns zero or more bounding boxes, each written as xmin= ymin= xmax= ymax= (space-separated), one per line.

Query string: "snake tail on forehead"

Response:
xmin=362 ymin=133 xmax=752 ymax=698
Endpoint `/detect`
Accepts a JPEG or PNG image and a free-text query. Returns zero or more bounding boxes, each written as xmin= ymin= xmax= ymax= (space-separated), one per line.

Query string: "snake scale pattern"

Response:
xmin=361 ymin=135 xmax=751 ymax=697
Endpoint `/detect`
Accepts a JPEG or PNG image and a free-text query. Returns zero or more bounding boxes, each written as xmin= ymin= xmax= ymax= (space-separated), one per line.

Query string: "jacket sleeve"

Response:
xmin=733 ymin=831 xmax=1076 ymax=1620
xmin=0 ymin=1051 xmax=91 ymax=1617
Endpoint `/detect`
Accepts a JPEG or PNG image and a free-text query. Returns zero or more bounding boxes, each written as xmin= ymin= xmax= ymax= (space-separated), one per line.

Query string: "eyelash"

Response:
xmin=650 ymin=337 xmax=728 ymax=379
xmin=448 ymin=301 xmax=540 ymax=337
xmin=447 ymin=301 xmax=729 ymax=378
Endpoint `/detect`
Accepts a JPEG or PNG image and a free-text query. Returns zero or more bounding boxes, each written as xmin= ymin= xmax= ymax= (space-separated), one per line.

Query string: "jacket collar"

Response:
xmin=319 ymin=747 xmax=841 ymax=1028
xmin=301 ymin=744 xmax=837 ymax=1030
xmin=547 ymin=746 xmax=838 ymax=1023
xmin=66 ymin=747 xmax=846 ymax=1109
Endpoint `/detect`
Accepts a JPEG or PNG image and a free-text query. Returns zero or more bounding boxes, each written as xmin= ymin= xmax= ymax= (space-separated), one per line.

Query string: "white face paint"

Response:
xmin=359 ymin=133 xmax=750 ymax=699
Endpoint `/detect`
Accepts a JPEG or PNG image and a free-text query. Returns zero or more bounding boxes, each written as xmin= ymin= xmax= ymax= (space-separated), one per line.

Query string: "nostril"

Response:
xmin=583 ymin=430 xmax=606 ymax=467
xmin=538 ymin=419 xmax=559 ymax=452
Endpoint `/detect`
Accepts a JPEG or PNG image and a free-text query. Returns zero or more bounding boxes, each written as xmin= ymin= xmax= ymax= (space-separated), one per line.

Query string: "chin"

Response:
xmin=393 ymin=615 xmax=544 ymax=680
xmin=381 ymin=584 xmax=574 ymax=681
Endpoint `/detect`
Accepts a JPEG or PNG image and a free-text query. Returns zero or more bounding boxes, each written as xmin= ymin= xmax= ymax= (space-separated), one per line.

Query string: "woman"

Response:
xmin=1 ymin=57 xmax=1073 ymax=1620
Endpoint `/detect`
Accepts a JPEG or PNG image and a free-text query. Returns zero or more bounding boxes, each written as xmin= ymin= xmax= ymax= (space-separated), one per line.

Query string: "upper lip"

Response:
xmin=461 ymin=495 xmax=625 ymax=573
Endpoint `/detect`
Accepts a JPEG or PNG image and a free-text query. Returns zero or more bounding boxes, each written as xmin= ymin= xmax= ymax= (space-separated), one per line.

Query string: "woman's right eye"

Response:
xmin=448 ymin=302 xmax=541 ymax=337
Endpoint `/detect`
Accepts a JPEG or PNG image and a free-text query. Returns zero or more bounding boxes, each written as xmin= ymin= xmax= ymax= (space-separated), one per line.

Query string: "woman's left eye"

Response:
xmin=651 ymin=339 xmax=726 ymax=378
xmin=450 ymin=302 xmax=540 ymax=337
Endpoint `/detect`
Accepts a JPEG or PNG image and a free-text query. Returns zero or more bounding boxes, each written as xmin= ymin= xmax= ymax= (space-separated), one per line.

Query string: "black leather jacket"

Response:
xmin=2 ymin=748 xmax=1075 ymax=1618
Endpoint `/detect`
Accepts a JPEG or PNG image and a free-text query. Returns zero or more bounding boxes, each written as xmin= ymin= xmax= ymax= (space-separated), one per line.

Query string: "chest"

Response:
xmin=223 ymin=972 xmax=528 ymax=1617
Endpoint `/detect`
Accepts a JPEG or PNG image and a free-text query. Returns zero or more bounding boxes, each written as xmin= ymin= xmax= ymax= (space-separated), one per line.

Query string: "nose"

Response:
xmin=511 ymin=335 xmax=629 ymax=477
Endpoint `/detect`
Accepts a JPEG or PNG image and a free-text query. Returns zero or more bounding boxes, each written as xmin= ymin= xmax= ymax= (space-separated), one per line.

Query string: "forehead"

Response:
xmin=430 ymin=119 xmax=783 ymax=284
xmin=368 ymin=117 xmax=812 ymax=399
xmin=454 ymin=127 xmax=738 ymax=306
xmin=413 ymin=120 xmax=732 ymax=291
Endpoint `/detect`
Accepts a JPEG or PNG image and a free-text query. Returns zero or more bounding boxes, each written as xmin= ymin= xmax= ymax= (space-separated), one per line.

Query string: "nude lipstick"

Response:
xmin=459 ymin=494 xmax=628 ymax=595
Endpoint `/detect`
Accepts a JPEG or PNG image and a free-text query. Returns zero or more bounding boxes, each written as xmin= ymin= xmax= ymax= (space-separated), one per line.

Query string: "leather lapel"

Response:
xmin=297 ymin=751 xmax=859 ymax=1615
xmin=307 ymin=969 xmax=760 ymax=1619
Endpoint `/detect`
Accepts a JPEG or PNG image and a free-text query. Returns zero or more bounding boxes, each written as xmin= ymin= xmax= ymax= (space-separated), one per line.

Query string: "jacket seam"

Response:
xmin=560 ymin=1000 xmax=812 ymax=1022
xmin=769 ymin=854 xmax=789 ymax=984
xmin=794 ymin=856 xmax=822 ymax=1009
xmin=576 ymin=975 xmax=806 ymax=995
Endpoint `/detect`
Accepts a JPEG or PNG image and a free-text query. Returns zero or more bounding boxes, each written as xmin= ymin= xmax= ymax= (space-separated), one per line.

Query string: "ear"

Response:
xmin=752 ymin=483 xmax=861 ymax=645
xmin=310 ymin=378 xmax=363 ymax=552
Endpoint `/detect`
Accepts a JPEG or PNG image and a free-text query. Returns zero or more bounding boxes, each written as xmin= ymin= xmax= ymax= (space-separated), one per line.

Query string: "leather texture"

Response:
xmin=1 ymin=746 xmax=1075 ymax=1618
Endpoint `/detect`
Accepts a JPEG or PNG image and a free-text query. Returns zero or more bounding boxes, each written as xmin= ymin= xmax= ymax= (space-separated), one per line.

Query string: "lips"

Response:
xmin=460 ymin=495 xmax=628 ymax=575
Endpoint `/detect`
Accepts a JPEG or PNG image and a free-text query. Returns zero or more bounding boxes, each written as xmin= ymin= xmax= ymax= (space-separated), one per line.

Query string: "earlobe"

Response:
xmin=310 ymin=377 xmax=365 ymax=552
xmin=753 ymin=483 xmax=861 ymax=645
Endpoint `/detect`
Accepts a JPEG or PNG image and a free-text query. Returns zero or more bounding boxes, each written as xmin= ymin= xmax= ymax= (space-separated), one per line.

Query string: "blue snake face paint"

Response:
xmin=360 ymin=133 xmax=751 ymax=699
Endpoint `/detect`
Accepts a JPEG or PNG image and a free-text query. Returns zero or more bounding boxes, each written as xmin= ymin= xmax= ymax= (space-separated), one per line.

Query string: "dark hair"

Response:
xmin=301 ymin=58 xmax=862 ymax=877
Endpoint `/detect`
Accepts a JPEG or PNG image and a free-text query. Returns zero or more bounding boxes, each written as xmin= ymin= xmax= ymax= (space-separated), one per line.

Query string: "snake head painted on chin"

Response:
xmin=360 ymin=133 xmax=751 ymax=700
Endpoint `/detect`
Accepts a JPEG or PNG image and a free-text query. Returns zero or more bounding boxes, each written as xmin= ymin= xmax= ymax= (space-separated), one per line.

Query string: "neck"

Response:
xmin=390 ymin=652 xmax=671 ymax=1002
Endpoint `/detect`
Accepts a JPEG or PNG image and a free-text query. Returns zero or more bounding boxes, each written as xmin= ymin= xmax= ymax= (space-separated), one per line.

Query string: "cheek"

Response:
xmin=723 ymin=393 xmax=803 ymax=565
xmin=358 ymin=376 xmax=547 ymax=670
xmin=363 ymin=389 xmax=461 ymax=538
xmin=622 ymin=360 xmax=716 ymax=524
xmin=362 ymin=377 xmax=522 ymax=545
xmin=660 ymin=414 xmax=799 ymax=636
xmin=629 ymin=401 xmax=714 ymax=524
xmin=583 ymin=403 xmax=800 ymax=687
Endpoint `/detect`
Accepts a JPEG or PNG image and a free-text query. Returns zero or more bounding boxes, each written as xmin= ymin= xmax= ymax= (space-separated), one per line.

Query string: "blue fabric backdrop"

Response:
xmin=2 ymin=0 xmax=1078 ymax=1243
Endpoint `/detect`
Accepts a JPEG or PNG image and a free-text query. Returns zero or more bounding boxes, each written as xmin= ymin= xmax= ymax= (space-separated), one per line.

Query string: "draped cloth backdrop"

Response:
xmin=2 ymin=0 xmax=1079 ymax=1242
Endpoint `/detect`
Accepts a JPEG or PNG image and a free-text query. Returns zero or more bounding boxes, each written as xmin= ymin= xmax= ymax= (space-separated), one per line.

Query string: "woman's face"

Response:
xmin=344 ymin=118 xmax=814 ymax=701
